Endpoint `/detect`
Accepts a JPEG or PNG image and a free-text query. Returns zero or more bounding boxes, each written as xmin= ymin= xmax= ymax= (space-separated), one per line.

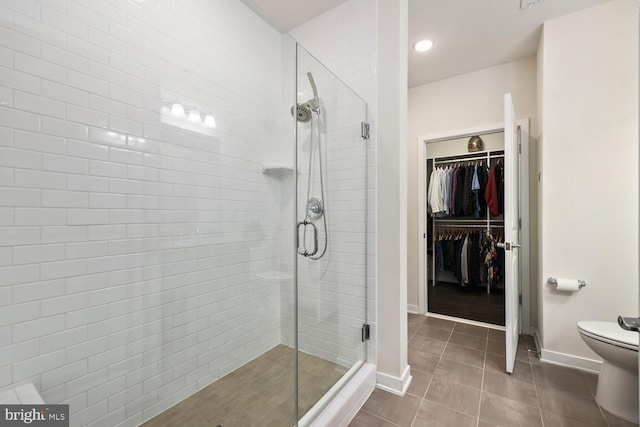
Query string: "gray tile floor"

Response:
xmin=349 ymin=314 xmax=639 ymax=427
xmin=142 ymin=345 xmax=346 ymax=427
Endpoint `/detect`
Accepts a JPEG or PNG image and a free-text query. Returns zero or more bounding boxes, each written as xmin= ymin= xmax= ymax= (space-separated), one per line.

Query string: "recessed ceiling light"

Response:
xmin=413 ymin=39 xmax=434 ymax=52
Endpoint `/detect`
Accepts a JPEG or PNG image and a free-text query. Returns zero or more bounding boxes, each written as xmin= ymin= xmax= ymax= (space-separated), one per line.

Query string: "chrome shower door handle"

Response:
xmin=307 ymin=221 xmax=318 ymax=256
xmin=297 ymin=221 xmax=307 ymax=256
xmin=296 ymin=220 xmax=318 ymax=257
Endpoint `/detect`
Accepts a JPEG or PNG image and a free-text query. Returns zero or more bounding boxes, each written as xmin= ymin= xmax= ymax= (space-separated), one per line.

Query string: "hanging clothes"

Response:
xmin=498 ymin=164 xmax=504 ymax=216
xmin=472 ymin=166 xmax=481 ymax=219
xmin=461 ymin=234 xmax=469 ymax=285
xmin=462 ymin=165 xmax=473 ymax=216
xmin=454 ymin=237 xmax=464 ymax=284
xmin=429 ymin=155 xmax=501 ymax=220
xmin=427 ymin=168 xmax=437 ymax=214
xmin=435 ymin=228 xmax=504 ymax=289
xmin=481 ymin=231 xmax=500 ymax=287
xmin=435 ymin=240 xmax=444 ymax=272
xmin=442 ymin=167 xmax=452 ymax=215
xmin=484 ymin=162 xmax=503 ymax=216
xmin=454 ymin=167 xmax=466 ymax=216
xmin=428 ymin=168 xmax=443 ymax=214
xmin=429 ymin=167 xmax=458 ymax=216
xmin=478 ymin=163 xmax=489 ymax=217
xmin=444 ymin=238 xmax=456 ymax=271
xmin=467 ymin=232 xmax=482 ymax=285
xmin=450 ymin=167 xmax=459 ymax=216
xmin=496 ymin=245 xmax=505 ymax=287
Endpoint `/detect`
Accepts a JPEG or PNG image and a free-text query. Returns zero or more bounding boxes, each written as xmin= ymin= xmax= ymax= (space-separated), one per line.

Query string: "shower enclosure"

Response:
xmin=292 ymin=45 xmax=369 ymax=424
xmin=0 ymin=1 xmax=368 ymax=426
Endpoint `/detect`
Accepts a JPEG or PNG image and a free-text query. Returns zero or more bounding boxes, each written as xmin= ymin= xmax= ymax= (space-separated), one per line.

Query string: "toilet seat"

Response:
xmin=578 ymin=321 xmax=639 ymax=351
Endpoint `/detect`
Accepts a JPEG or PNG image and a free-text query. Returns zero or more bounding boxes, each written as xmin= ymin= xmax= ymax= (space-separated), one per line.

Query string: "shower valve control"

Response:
xmin=306 ymin=197 xmax=324 ymax=220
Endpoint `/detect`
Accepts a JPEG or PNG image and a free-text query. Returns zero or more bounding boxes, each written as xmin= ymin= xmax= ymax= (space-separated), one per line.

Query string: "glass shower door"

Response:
xmin=294 ymin=44 xmax=368 ymax=425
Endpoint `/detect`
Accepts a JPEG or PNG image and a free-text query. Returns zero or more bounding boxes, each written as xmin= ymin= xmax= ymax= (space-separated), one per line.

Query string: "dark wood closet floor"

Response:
xmin=428 ymin=281 xmax=505 ymax=326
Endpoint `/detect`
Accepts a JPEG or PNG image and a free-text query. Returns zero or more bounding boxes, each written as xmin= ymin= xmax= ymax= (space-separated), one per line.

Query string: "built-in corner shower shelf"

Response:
xmin=262 ymin=165 xmax=295 ymax=176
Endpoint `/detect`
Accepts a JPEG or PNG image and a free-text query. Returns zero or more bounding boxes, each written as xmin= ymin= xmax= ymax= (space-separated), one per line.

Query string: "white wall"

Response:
xmin=408 ymin=57 xmax=539 ymax=325
xmin=539 ymin=0 xmax=639 ymax=360
xmin=0 ymin=0 xmax=288 ymax=425
xmin=374 ymin=0 xmax=409 ymax=392
xmin=290 ymin=0 xmax=378 ymax=366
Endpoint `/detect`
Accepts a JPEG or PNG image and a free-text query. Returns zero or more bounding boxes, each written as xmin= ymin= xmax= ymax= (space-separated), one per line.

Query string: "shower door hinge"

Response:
xmin=361 ymin=122 xmax=370 ymax=140
xmin=361 ymin=323 xmax=371 ymax=341
xmin=519 ymin=294 xmax=522 ymax=305
xmin=518 ymin=218 xmax=522 ymax=230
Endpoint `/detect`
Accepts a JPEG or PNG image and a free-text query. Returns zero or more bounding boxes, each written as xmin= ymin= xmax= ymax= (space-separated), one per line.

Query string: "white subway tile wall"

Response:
xmin=0 ymin=0 xmax=293 ymax=425
xmin=278 ymin=52 xmax=369 ymax=369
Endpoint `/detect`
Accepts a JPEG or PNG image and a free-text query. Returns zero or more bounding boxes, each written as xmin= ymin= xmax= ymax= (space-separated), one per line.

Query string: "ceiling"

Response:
xmin=244 ymin=0 xmax=611 ymax=88
xmin=408 ymin=0 xmax=610 ymax=87
xmin=241 ymin=0 xmax=350 ymax=32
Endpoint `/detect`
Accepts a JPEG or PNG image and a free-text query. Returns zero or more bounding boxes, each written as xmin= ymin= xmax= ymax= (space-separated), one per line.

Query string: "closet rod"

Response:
xmin=435 ymin=219 xmax=502 ymax=223
xmin=434 ymin=157 xmax=487 ymax=165
xmin=434 ymin=223 xmax=504 ymax=229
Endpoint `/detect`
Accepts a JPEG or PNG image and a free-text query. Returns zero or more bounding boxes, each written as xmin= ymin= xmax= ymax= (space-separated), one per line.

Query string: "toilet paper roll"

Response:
xmin=553 ymin=278 xmax=583 ymax=292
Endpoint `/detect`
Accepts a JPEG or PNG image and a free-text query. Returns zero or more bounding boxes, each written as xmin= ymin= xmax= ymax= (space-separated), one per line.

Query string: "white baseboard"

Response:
xmin=533 ymin=328 xmax=542 ymax=355
xmin=376 ymin=365 xmax=412 ymax=396
xmin=530 ymin=327 xmax=601 ymax=374
xmin=407 ymin=304 xmax=420 ymax=314
xmin=540 ymin=348 xmax=602 ymax=374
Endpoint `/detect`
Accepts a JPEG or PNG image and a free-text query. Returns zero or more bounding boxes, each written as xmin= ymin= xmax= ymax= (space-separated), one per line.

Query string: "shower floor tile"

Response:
xmin=142 ymin=344 xmax=347 ymax=427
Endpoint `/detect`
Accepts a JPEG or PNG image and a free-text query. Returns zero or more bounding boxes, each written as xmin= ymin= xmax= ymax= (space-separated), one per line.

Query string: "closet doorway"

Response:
xmin=417 ymin=94 xmax=531 ymax=373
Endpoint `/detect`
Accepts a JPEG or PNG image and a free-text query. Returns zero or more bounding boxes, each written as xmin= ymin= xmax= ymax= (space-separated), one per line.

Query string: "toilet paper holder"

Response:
xmin=547 ymin=277 xmax=587 ymax=289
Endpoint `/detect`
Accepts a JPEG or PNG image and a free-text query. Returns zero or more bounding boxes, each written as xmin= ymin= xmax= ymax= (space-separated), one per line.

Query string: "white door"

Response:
xmin=503 ymin=93 xmax=521 ymax=374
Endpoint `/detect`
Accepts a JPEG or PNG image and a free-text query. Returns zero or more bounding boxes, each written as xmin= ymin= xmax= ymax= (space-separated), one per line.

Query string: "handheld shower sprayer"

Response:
xmin=291 ymin=72 xmax=320 ymax=123
xmin=306 ymin=72 xmax=320 ymax=114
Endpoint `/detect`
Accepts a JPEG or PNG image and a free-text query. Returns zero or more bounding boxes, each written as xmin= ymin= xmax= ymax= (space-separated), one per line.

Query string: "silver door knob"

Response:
xmin=496 ymin=242 xmax=522 ymax=251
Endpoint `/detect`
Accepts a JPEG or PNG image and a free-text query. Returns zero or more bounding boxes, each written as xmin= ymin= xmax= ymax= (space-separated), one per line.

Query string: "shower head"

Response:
xmin=291 ymin=72 xmax=320 ymax=123
xmin=291 ymin=103 xmax=312 ymax=123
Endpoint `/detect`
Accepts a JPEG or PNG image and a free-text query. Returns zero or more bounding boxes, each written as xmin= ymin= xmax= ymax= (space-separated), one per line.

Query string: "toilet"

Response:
xmin=577 ymin=321 xmax=639 ymax=423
